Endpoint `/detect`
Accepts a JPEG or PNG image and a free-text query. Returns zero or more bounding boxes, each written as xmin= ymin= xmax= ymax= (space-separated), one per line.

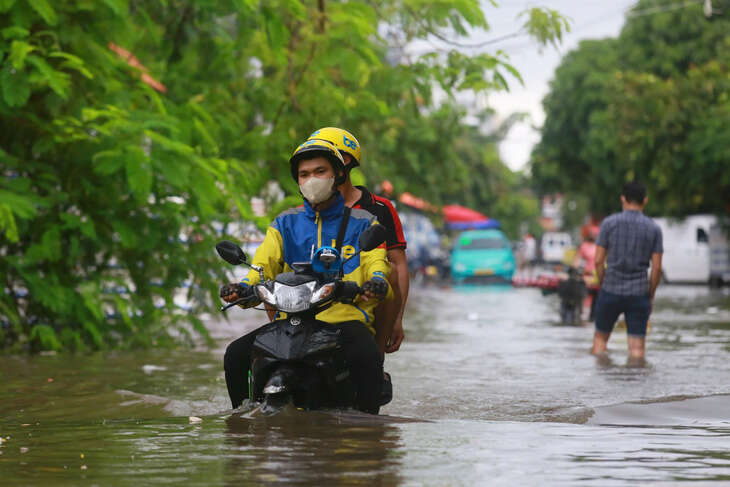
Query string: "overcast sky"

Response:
xmin=490 ymin=0 xmax=641 ymax=170
xmin=427 ymin=0 xmax=640 ymax=171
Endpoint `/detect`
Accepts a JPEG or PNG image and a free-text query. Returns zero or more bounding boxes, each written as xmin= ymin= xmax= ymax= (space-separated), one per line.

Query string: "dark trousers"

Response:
xmin=224 ymin=320 xmax=383 ymax=413
xmin=594 ymin=289 xmax=651 ymax=336
xmin=224 ymin=330 xmax=257 ymax=410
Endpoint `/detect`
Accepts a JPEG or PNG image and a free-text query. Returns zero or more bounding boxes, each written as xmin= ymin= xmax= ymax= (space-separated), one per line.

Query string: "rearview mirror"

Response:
xmin=359 ymin=224 xmax=388 ymax=252
xmin=215 ymin=240 xmax=247 ymax=265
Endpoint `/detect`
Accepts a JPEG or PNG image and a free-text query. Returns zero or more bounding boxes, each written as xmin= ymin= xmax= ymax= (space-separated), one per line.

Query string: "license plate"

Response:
xmin=474 ymin=269 xmax=495 ymax=276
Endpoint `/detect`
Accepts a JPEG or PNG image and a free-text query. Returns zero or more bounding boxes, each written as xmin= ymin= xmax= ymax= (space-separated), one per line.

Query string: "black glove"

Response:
xmin=219 ymin=282 xmax=251 ymax=301
xmin=362 ymin=277 xmax=388 ymax=299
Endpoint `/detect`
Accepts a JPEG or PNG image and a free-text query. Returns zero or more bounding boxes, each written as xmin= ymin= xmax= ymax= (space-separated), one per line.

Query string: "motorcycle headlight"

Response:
xmin=274 ymin=281 xmax=316 ymax=313
xmin=255 ymin=284 xmax=276 ymax=307
xmin=310 ymin=282 xmax=336 ymax=304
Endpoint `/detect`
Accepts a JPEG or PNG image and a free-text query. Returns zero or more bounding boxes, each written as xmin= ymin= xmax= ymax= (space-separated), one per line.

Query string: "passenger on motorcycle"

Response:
xmin=574 ymin=225 xmax=600 ymax=320
xmin=306 ymin=127 xmax=409 ymax=354
xmin=220 ymin=139 xmax=392 ymax=414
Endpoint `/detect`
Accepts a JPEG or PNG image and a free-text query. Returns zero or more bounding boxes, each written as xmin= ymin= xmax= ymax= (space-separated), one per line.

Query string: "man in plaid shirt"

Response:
xmin=592 ymin=181 xmax=663 ymax=359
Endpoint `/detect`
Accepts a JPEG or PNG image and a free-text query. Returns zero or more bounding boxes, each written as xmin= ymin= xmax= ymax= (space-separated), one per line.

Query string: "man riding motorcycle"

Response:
xmin=306 ymin=127 xmax=409 ymax=354
xmin=221 ymin=139 xmax=392 ymax=414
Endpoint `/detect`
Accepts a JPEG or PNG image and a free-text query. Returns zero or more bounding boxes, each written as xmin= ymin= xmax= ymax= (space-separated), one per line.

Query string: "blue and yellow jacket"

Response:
xmin=241 ymin=194 xmax=392 ymax=334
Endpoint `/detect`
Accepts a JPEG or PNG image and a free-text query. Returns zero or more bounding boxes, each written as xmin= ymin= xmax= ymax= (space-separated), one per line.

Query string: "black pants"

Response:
xmin=224 ymin=320 xmax=383 ymax=414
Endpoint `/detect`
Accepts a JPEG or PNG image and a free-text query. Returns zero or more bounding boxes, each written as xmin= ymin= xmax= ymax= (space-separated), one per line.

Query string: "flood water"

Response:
xmin=1 ymin=284 xmax=729 ymax=485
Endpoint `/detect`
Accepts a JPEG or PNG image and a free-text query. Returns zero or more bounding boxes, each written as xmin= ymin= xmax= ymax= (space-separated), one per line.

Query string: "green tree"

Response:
xmin=531 ymin=38 xmax=620 ymax=209
xmin=531 ymin=0 xmax=730 ymax=217
xmin=0 ymin=1 xmax=257 ymax=351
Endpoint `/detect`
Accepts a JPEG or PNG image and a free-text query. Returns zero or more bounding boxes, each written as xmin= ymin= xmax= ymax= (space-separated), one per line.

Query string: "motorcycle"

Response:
xmin=216 ymin=224 xmax=390 ymax=412
xmin=538 ymin=265 xmax=588 ymax=325
xmin=556 ymin=266 xmax=586 ymax=326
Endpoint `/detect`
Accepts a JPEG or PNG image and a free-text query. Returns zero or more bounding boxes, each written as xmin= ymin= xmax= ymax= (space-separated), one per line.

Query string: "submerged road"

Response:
xmin=1 ymin=284 xmax=729 ymax=485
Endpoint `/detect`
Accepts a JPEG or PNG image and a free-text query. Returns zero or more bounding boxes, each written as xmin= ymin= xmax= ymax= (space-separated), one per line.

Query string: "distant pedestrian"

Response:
xmin=523 ymin=233 xmax=537 ymax=265
xmin=573 ymin=225 xmax=599 ymax=320
xmin=591 ymin=181 xmax=663 ymax=359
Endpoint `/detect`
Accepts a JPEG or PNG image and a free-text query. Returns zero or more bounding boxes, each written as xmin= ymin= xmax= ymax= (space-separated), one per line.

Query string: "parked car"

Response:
xmin=400 ymin=210 xmax=449 ymax=279
xmin=654 ymin=214 xmax=729 ymax=285
xmin=540 ymin=232 xmax=573 ymax=263
xmin=451 ymin=230 xmax=516 ymax=283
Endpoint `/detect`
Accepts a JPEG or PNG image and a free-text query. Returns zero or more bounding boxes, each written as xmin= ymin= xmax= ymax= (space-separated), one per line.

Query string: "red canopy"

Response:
xmin=399 ymin=192 xmax=439 ymax=212
xmin=442 ymin=204 xmax=489 ymax=223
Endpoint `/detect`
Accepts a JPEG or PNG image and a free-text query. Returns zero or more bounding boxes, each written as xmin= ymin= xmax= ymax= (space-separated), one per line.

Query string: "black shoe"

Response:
xmin=379 ymin=372 xmax=393 ymax=406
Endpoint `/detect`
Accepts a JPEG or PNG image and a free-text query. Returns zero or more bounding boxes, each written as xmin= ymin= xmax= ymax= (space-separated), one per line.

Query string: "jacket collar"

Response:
xmin=355 ymin=185 xmax=376 ymax=206
xmin=303 ymin=193 xmax=345 ymax=220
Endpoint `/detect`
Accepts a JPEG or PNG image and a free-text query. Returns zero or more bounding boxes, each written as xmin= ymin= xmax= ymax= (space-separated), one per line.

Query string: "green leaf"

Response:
xmin=48 ymin=51 xmax=94 ymax=79
xmin=2 ymin=26 xmax=30 ymax=39
xmin=28 ymin=0 xmax=58 ymax=25
xmin=125 ymin=151 xmax=153 ymax=201
xmin=112 ymin=221 xmax=139 ymax=248
xmin=263 ymin=9 xmax=288 ymax=51
xmin=30 ymin=324 xmax=62 ymax=351
xmin=0 ymin=0 xmax=16 ymax=13
xmin=153 ymin=154 xmax=189 ymax=188
xmin=82 ymin=321 xmax=105 ymax=349
xmin=80 ymin=219 xmax=97 ymax=240
xmin=60 ymin=329 xmax=84 ymax=351
xmin=8 ymin=40 xmax=35 ymax=69
xmin=79 ymin=282 xmax=104 ymax=321
xmin=60 ymin=212 xmax=97 ymax=240
xmin=41 ymin=226 xmax=62 ymax=261
xmin=0 ymin=189 xmax=39 ymax=218
xmin=30 ymin=324 xmax=63 ymax=350
xmin=232 ymin=0 xmax=258 ymax=14
xmin=101 ymin=0 xmax=126 ymax=16
xmin=0 ymin=203 xmax=19 ymax=242
xmin=193 ymin=117 xmax=219 ymax=154
xmin=145 ymin=131 xmax=195 ymax=156
xmin=1 ymin=67 xmax=31 ymax=106
xmin=0 ymin=298 xmax=22 ymax=333
xmin=92 ymin=149 xmax=125 ymax=174
xmin=281 ymin=0 xmax=305 ymax=19
xmin=112 ymin=296 xmax=135 ymax=330
xmin=27 ymin=55 xmax=70 ymax=98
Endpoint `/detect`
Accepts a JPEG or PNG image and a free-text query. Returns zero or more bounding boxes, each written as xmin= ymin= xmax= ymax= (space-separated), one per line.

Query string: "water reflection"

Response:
xmin=451 ymin=283 xmax=514 ymax=294
xmin=593 ymin=353 xmax=651 ymax=370
xmin=223 ymin=407 xmax=403 ymax=486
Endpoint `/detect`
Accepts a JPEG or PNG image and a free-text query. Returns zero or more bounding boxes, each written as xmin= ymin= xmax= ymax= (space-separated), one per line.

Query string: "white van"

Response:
xmin=654 ymin=215 xmax=729 ymax=285
xmin=540 ymin=232 xmax=573 ymax=263
xmin=710 ymin=221 xmax=730 ymax=286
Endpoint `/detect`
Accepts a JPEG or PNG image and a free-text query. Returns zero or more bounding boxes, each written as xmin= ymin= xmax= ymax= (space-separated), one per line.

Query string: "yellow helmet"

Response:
xmin=307 ymin=127 xmax=361 ymax=168
xmin=289 ymin=138 xmax=347 ymax=184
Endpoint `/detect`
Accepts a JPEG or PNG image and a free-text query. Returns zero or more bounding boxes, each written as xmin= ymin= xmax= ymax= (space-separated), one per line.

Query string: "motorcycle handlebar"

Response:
xmin=337 ymin=281 xmax=363 ymax=301
xmin=219 ymin=279 xmax=368 ymax=313
xmin=220 ymin=295 xmax=259 ymax=312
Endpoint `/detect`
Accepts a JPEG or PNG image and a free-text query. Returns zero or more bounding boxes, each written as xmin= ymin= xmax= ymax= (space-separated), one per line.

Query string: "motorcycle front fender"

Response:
xmin=252 ymin=318 xmax=342 ymax=361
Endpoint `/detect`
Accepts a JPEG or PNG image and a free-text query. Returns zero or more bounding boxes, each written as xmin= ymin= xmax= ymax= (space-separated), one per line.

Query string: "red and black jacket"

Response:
xmin=352 ymin=186 xmax=407 ymax=251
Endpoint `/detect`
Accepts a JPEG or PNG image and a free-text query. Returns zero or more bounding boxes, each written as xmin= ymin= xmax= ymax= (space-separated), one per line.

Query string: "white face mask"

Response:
xmin=299 ymin=176 xmax=336 ymax=205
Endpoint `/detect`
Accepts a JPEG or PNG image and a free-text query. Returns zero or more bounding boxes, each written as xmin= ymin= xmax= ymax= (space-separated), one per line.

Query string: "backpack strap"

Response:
xmin=335 ymin=206 xmax=352 ymax=252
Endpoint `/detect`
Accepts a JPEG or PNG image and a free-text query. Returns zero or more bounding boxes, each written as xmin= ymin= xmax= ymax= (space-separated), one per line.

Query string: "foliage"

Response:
xmin=530 ymin=39 xmax=620 ymax=204
xmin=0 ymin=1 xmax=255 ymax=352
xmin=531 ymin=0 xmax=730 ymax=218
xmin=1 ymin=0 xmax=566 ymax=351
